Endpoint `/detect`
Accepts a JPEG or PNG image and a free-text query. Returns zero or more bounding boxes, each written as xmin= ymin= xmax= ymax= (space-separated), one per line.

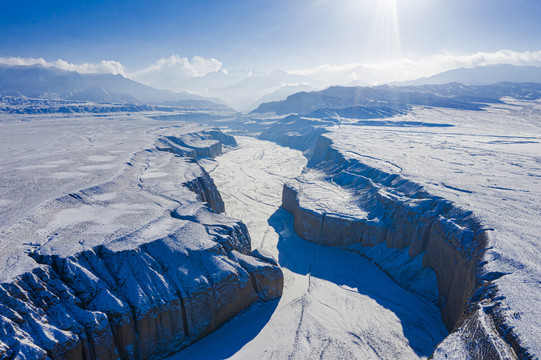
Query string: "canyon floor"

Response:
xmin=170 ymin=136 xmax=448 ymax=360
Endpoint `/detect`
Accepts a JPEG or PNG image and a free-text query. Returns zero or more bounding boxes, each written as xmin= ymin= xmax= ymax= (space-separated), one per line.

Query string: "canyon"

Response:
xmin=0 ymin=115 xmax=282 ymax=358
xmin=1 ymin=95 xmax=540 ymax=359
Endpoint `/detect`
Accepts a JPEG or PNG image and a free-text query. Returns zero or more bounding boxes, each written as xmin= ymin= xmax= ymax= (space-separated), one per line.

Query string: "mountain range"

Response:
xmin=252 ymin=82 xmax=541 ymax=116
xmin=396 ymin=64 xmax=541 ymax=86
xmin=0 ymin=65 xmax=227 ymax=109
xmin=2 ymin=64 xmax=541 ymax=114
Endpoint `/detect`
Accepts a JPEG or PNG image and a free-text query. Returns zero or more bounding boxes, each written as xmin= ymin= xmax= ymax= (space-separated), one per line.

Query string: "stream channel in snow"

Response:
xmin=169 ymin=136 xmax=448 ymax=359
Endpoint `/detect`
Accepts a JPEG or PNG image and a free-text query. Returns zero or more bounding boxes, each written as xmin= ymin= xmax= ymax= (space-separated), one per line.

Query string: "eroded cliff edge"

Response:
xmin=281 ymin=133 xmax=529 ymax=359
xmin=0 ymin=127 xmax=283 ymax=359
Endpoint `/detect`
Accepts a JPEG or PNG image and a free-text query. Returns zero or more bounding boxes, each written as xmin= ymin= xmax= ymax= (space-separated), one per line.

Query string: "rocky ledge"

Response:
xmin=0 ymin=125 xmax=282 ymax=359
xmin=282 ymin=133 xmax=527 ymax=359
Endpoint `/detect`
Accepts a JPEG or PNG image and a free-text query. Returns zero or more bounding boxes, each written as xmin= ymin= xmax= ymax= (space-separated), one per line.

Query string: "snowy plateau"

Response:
xmin=0 ymin=85 xmax=540 ymax=359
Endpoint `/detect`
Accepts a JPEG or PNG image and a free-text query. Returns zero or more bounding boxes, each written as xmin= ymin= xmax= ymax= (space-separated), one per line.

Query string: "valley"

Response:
xmin=0 ymin=85 xmax=540 ymax=360
xmin=170 ymin=136 xmax=447 ymax=359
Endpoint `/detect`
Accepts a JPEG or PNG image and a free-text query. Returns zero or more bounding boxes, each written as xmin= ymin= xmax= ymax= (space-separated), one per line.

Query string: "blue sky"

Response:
xmin=2 ymin=0 xmax=541 ymax=72
xmin=2 ymin=0 xmax=541 ymax=109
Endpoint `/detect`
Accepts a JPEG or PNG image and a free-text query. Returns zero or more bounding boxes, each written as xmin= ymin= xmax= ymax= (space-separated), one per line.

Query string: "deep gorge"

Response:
xmin=0 ymin=117 xmax=530 ymax=360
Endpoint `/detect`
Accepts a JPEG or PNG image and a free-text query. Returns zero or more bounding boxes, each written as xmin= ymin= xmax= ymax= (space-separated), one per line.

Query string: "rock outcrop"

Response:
xmin=281 ymin=134 xmax=524 ymax=359
xmin=0 ymin=128 xmax=282 ymax=359
xmin=257 ymin=114 xmax=330 ymax=154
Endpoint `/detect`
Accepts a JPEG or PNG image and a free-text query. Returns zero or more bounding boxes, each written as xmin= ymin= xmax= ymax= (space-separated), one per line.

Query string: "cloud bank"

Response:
xmin=0 ymin=57 xmax=125 ymax=75
xmin=129 ymin=55 xmax=224 ymax=90
xmin=289 ymin=49 xmax=541 ymax=85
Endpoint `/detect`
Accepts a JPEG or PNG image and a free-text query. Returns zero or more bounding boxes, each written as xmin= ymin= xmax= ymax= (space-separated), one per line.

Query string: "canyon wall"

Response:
xmin=282 ymin=134 xmax=523 ymax=359
xmin=0 ymin=129 xmax=283 ymax=359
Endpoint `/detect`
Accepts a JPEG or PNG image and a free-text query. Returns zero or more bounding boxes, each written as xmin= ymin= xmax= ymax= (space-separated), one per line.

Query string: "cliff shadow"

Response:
xmin=168 ymin=299 xmax=279 ymax=360
xmin=268 ymin=207 xmax=447 ymax=357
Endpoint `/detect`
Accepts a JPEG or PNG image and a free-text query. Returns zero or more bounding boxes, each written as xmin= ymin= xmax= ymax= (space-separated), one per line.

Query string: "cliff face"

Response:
xmin=281 ymin=134 xmax=519 ymax=358
xmin=257 ymin=114 xmax=330 ymax=154
xmin=0 ymin=126 xmax=282 ymax=359
xmin=157 ymin=129 xmax=238 ymax=161
xmin=1 ymin=226 xmax=281 ymax=360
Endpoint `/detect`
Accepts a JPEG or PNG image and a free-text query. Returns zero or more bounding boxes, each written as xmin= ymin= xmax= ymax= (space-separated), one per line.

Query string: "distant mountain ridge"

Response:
xmin=0 ymin=64 xmax=228 ymax=109
xmin=206 ymin=69 xmax=322 ymax=111
xmin=252 ymin=82 xmax=541 ymax=116
xmin=397 ymin=64 xmax=541 ymax=86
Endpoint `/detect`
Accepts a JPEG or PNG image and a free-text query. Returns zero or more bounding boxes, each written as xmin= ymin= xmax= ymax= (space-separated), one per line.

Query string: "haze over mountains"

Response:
xmin=252 ymin=82 xmax=541 ymax=116
xmin=134 ymin=63 xmax=541 ymax=111
xmin=0 ymin=65 xmax=226 ymax=109
xmin=1 ymin=63 xmax=541 ymax=113
xmin=397 ymin=64 xmax=541 ymax=86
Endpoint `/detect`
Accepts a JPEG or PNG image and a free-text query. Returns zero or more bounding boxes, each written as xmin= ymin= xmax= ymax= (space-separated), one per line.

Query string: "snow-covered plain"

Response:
xmin=170 ymin=136 xmax=447 ymax=359
xmin=259 ymin=99 xmax=539 ymax=358
xmin=0 ymin=113 xmax=282 ymax=358
xmin=0 ymin=113 xmax=161 ymax=230
xmin=320 ymin=101 xmax=541 ymax=357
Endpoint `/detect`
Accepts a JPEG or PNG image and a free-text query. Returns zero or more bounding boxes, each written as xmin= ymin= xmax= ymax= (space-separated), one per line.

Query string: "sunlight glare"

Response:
xmin=366 ymin=0 xmax=402 ymax=61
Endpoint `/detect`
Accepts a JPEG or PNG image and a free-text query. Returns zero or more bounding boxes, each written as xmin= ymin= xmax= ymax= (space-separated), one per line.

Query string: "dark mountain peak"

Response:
xmin=253 ymin=82 xmax=541 ymax=115
xmin=0 ymin=64 xmax=226 ymax=107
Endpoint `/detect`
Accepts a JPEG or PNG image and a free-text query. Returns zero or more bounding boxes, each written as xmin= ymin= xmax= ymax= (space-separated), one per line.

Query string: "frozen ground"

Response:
xmin=0 ymin=113 xmax=282 ymax=358
xmin=1 ymin=97 xmax=538 ymax=358
xmin=170 ymin=136 xmax=447 ymax=359
xmin=0 ymin=113 xmax=174 ymax=279
xmin=317 ymin=100 xmax=541 ymax=356
xmin=0 ymin=113 xmax=168 ymax=229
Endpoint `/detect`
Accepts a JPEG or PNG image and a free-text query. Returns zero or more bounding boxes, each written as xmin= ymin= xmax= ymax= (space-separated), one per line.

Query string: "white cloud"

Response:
xmin=2 ymin=49 xmax=540 ymax=109
xmin=129 ymin=55 xmax=223 ymax=90
xmin=53 ymin=59 xmax=126 ymax=75
xmin=288 ymin=49 xmax=541 ymax=85
xmin=0 ymin=57 xmax=125 ymax=75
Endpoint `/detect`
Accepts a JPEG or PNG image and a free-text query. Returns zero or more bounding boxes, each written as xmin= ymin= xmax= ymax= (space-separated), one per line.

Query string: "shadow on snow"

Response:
xmin=168 ymin=299 xmax=279 ymax=359
xmin=269 ymin=207 xmax=447 ymax=357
